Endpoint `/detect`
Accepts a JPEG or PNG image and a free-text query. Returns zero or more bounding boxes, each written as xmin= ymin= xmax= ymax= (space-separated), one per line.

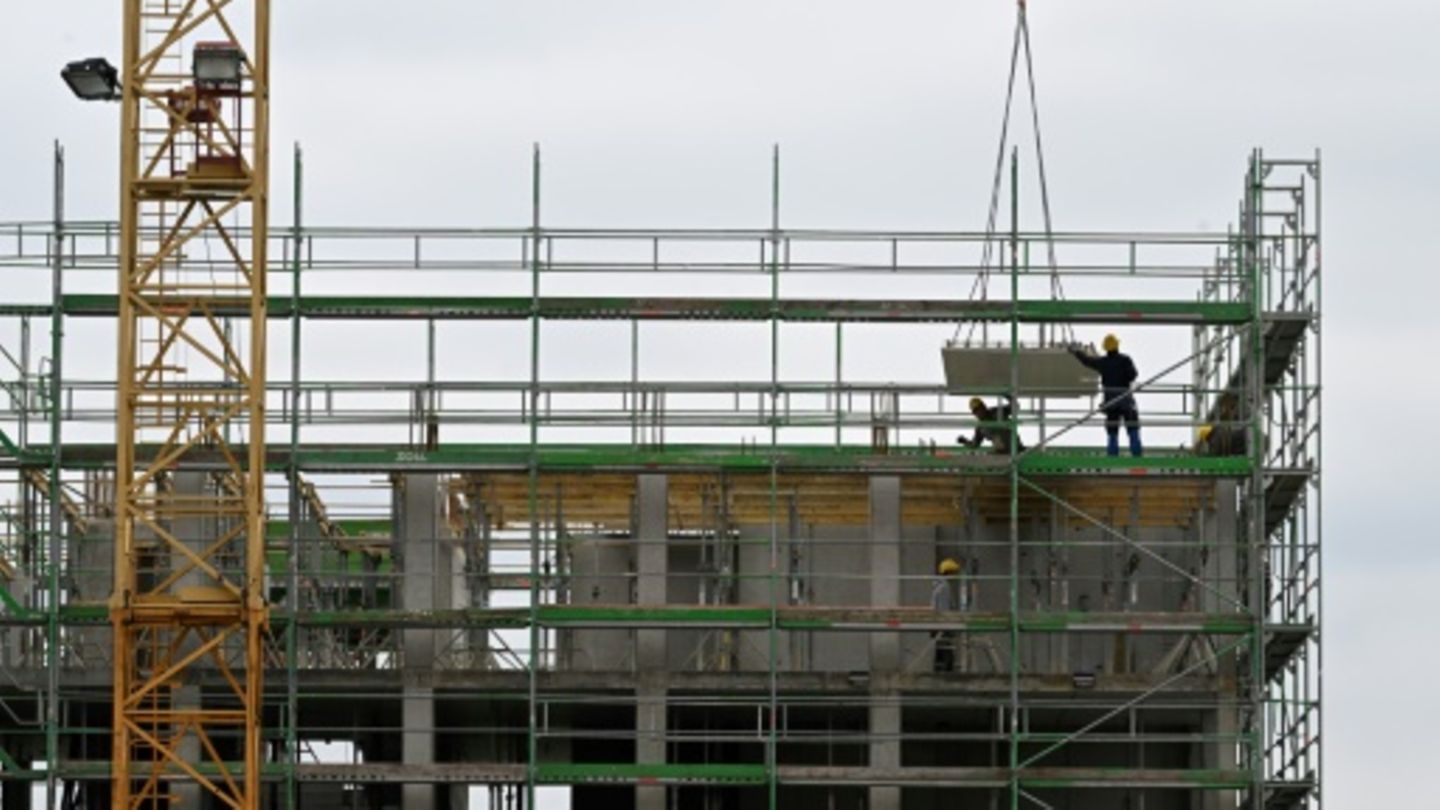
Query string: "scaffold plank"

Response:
xmin=536 ymin=762 xmax=768 ymax=786
xmin=56 ymin=293 xmax=1258 ymax=325
xmin=204 ymin=606 xmax=1264 ymax=634
xmin=4 ymin=442 xmax=1260 ymax=476
xmin=6 ymin=761 xmax=1277 ymax=790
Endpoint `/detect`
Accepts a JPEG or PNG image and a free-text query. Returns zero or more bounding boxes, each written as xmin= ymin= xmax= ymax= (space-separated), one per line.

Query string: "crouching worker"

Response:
xmin=958 ymin=396 xmax=1025 ymax=454
xmin=1197 ymin=393 xmax=1246 ymax=456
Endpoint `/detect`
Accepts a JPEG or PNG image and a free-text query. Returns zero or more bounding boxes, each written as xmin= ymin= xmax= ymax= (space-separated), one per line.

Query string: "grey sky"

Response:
xmin=2 ymin=1 xmax=1434 ymax=805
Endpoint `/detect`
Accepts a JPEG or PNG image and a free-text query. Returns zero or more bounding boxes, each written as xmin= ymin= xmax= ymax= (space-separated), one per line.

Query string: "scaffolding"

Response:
xmin=0 ymin=146 xmax=1319 ymax=809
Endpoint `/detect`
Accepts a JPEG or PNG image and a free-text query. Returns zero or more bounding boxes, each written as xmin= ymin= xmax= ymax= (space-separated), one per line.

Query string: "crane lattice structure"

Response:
xmin=110 ymin=1 xmax=269 ymax=807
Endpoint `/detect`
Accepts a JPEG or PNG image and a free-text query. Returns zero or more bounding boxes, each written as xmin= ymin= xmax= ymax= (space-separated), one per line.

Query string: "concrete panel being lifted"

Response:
xmin=941 ymin=343 xmax=1099 ymax=397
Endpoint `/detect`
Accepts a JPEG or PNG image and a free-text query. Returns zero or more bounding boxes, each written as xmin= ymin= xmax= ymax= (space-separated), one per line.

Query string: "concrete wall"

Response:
xmin=557 ymin=474 xmax=1243 ymax=809
xmin=6 ymin=471 xmax=1240 ymax=809
xmin=564 ymin=479 xmax=1234 ymax=679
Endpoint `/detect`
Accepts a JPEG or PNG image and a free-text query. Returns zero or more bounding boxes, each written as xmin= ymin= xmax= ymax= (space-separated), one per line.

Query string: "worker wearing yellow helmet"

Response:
xmin=958 ymin=396 xmax=1025 ymax=454
xmin=1197 ymin=392 xmax=1246 ymax=457
xmin=931 ymin=558 xmax=963 ymax=672
xmin=1069 ymin=333 xmax=1143 ymax=457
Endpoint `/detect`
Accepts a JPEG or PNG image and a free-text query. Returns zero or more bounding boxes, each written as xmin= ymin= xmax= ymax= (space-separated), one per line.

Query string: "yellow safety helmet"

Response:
xmin=938 ymin=558 xmax=961 ymax=575
xmin=1102 ymin=333 xmax=1120 ymax=352
xmin=1197 ymin=425 xmax=1214 ymax=442
xmin=968 ymin=397 xmax=985 ymax=412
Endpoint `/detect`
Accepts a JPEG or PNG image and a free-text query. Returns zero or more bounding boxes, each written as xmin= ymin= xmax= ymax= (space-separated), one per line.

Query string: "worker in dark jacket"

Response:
xmin=1198 ymin=392 xmax=1246 ymax=456
xmin=1070 ymin=334 xmax=1142 ymax=457
xmin=931 ymin=558 xmax=960 ymax=672
xmin=958 ymin=396 xmax=1024 ymax=454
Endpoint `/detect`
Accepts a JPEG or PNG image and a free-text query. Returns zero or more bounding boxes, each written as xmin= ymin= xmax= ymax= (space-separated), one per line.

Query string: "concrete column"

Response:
xmin=635 ymin=475 xmax=668 ymax=668
xmin=634 ymin=475 xmax=667 ymax=810
xmin=1203 ymin=481 xmax=1240 ymax=810
xmin=868 ymin=476 xmax=902 ymax=810
xmin=399 ymin=474 xmax=445 ymax=667
xmin=1205 ymin=482 xmax=1240 ymax=613
xmin=402 ymin=689 xmax=436 ymax=810
xmin=636 ymin=678 xmax=666 ymax=810
xmin=868 ymin=477 xmax=901 ymax=671
xmin=396 ymin=474 xmax=448 ymax=810
xmin=869 ymin=697 xmax=901 ymax=810
xmin=1202 ymin=707 xmax=1239 ymax=810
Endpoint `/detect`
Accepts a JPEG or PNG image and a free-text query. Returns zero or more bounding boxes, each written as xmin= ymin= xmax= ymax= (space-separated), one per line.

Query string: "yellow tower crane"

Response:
xmin=66 ymin=1 xmax=273 ymax=806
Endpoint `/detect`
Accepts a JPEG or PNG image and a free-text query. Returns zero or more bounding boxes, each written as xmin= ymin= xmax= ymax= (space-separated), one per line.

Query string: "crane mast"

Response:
xmin=111 ymin=1 xmax=270 ymax=806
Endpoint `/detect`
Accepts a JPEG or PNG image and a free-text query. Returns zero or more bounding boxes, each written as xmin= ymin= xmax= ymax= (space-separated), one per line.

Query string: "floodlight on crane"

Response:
xmin=194 ymin=42 xmax=245 ymax=90
xmin=59 ymin=57 xmax=120 ymax=101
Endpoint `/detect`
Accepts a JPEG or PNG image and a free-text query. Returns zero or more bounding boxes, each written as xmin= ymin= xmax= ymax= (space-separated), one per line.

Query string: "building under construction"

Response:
xmin=0 ymin=2 xmax=1320 ymax=809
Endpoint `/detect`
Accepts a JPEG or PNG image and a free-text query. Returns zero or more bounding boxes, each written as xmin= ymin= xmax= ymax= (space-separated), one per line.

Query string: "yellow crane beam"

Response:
xmin=111 ymin=1 xmax=269 ymax=807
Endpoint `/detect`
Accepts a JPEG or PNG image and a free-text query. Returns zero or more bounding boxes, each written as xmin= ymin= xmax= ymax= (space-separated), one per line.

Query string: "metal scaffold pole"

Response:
xmin=1247 ymin=148 xmax=1267 ymax=809
xmin=526 ymin=143 xmax=543 ymax=810
xmin=1313 ymin=149 xmax=1325 ymax=810
xmin=767 ymin=143 xmax=782 ymax=810
xmin=284 ymin=141 xmax=304 ymax=810
xmin=1007 ymin=146 xmax=1021 ymax=810
xmin=44 ymin=139 xmax=65 ymax=810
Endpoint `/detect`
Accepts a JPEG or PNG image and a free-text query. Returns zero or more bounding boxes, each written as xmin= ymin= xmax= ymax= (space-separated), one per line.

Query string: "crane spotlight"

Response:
xmin=60 ymin=57 xmax=120 ymax=101
xmin=194 ymin=42 xmax=245 ymax=90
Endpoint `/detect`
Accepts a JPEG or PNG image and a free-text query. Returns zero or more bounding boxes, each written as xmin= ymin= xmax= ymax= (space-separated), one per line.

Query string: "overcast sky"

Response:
xmin=2 ymin=1 xmax=1435 ymax=806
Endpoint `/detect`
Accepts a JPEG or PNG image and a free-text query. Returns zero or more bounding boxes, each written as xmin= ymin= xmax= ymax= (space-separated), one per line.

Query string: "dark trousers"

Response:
xmin=933 ymin=631 xmax=955 ymax=673
xmin=1104 ymin=402 xmax=1142 ymax=457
